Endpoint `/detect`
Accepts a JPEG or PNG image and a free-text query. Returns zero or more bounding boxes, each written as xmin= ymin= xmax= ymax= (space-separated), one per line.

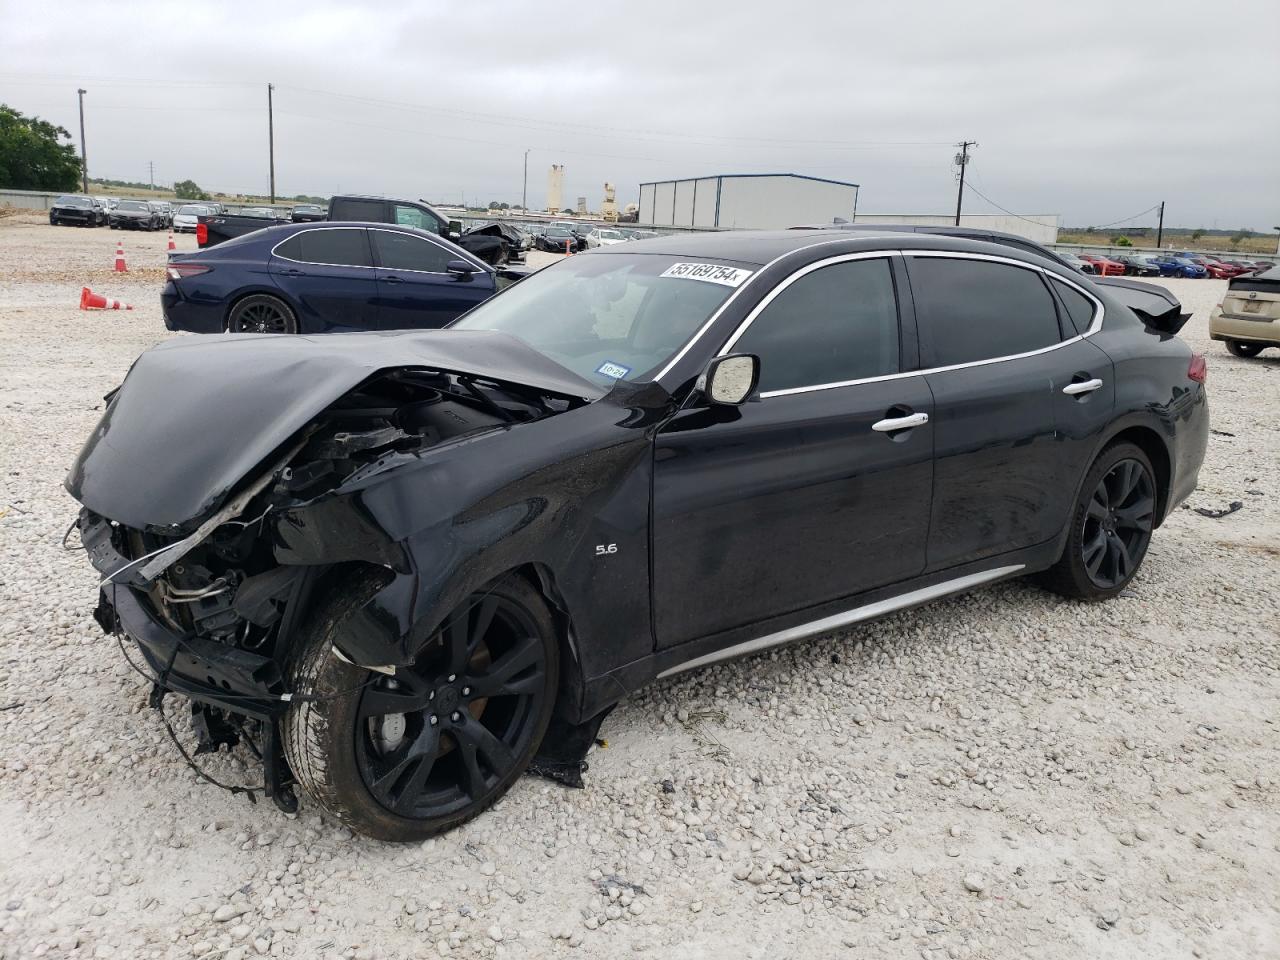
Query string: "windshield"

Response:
xmin=117 ymin=200 xmax=148 ymax=211
xmin=452 ymin=253 xmax=753 ymax=386
xmin=56 ymin=196 xmax=92 ymax=207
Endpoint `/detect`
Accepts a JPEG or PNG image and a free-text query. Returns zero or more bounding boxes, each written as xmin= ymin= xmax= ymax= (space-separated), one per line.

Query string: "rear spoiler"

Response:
xmin=1094 ymin=276 xmax=1190 ymax=335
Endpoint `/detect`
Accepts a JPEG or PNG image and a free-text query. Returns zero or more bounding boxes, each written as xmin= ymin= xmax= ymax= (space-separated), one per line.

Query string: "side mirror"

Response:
xmin=447 ymin=219 xmax=463 ymax=240
xmin=700 ymin=354 xmax=759 ymax=406
xmin=446 ymin=260 xmax=476 ymax=279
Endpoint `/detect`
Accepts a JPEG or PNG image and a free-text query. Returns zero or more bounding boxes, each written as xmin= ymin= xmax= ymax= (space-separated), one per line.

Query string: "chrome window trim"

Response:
xmin=270 ymin=225 xmax=488 ymax=275
xmin=270 ymin=226 xmax=375 ymax=270
xmin=713 ymin=248 xmax=1105 ymax=399
xmin=653 ymin=237 xmax=869 ymax=383
xmin=658 ymin=563 xmax=1025 ymax=678
xmin=368 ymin=226 xmax=488 ymax=276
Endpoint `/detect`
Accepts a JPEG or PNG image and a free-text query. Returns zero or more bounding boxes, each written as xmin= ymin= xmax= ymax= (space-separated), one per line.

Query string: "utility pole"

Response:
xmin=148 ymin=161 xmax=155 ymax=191
xmin=522 ymin=149 xmax=529 ymax=211
xmin=76 ymin=88 xmax=88 ymax=193
xmin=953 ymin=141 xmax=975 ymax=226
xmin=1156 ymin=201 xmax=1165 ymax=248
xmin=267 ymin=83 xmax=276 ymax=204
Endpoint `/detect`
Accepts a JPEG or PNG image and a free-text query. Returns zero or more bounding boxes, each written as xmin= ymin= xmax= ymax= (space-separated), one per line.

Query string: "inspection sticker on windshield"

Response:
xmin=596 ymin=361 xmax=632 ymax=380
xmin=660 ymin=262 xmax=753 ymax=287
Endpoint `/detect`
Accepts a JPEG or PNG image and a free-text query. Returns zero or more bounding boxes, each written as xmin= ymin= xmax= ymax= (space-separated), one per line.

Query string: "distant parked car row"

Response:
xmin=1066 ymin=251 xmax=1273 ymax=279
xmin=48 ymin=195 xmax=180 ymax=230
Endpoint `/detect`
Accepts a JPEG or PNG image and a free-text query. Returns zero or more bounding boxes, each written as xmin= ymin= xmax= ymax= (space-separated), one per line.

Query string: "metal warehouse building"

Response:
xmin=638 ymin=173 xmax=859 ymax=230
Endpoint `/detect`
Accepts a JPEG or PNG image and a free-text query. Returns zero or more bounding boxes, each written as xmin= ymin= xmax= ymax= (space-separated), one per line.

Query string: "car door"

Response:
xmin=267 ymin=226 xmax=379 ymax=331
xmin=370 ymin=228 xmax=492 ymax=329
xmin=904 ymin=253 xmax=1113 ymax=571
xmin=651 ymin=253 xmax=934 ymax=650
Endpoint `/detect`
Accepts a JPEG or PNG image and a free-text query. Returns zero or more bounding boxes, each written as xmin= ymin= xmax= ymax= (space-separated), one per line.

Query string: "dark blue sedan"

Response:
xmin=162 ymin=222 xmax=499 ymax=334
xmin=1148 ymin=254 xmax=1207 ymax=279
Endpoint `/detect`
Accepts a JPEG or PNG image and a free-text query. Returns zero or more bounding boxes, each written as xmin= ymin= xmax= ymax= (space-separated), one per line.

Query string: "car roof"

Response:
xmin=589 ymin=229 xmax=1066 ymax=270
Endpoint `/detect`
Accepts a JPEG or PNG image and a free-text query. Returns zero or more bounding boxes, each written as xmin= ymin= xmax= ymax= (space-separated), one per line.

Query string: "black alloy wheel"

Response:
xmin=227 ymin=295 xmax=298 ymax=334
xmin=1226 ymin=340 xmax=1265 ymax=359
xmin=283 ymin=572 xmax=559 ymax=841
xmin=1038 ymin=442 xmax=1158 ymax=600
xmin=1080 ymin=458 xmax=1155 ymax=589
xmin=354 ymin=592 xmax=551 ymax=819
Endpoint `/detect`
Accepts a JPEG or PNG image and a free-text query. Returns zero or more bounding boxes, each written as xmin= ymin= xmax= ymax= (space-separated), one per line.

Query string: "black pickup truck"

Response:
xmin=196 ymin=195 xmax=510 ymax=264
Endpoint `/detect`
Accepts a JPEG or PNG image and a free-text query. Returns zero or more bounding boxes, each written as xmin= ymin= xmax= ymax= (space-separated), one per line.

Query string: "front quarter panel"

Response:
xmin=271 ymin=389 xmax=667 ymax=716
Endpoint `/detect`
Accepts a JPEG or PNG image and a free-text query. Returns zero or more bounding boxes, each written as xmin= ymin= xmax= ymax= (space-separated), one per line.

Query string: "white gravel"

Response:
xmin=1 ymin=215 xmax=1278 ymax=959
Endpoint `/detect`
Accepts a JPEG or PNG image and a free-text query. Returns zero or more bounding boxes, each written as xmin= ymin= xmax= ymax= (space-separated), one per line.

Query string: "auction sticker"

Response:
xmin=595 ymin=360 xmax=632 ymax=379
xmin=659 ymin=262 xmax=753 ymax=287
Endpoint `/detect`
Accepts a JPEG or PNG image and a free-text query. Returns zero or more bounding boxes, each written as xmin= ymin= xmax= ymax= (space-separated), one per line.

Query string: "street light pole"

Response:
xmin=76 ymin=88 xmax=88 ymax=193
xmin=267 ymin=83 xmax=276 ymax=204
xmin=522 ymin=149 xmax=529 ymax=211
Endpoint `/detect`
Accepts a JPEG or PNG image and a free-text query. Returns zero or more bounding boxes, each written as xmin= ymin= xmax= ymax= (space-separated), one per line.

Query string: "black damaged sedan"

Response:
xmin=68 ymin=231 xmax=1208 ymax=840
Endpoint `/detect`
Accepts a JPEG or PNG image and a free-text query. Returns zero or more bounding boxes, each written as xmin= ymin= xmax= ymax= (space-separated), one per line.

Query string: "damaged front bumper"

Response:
xmin=83 ymin=510 xmax=291 ymax=720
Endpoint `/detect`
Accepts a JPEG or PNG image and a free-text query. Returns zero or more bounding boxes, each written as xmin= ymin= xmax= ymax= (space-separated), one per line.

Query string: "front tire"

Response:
xmin=1226 ymin=340 xmax=1265 ymax=359
xmin=226 ymin=294 xmax=298 ymax=334
xmin=1039 ymin=442 xmax=1157 ymax=600
xmin=283 ymin=573 xmax=559 ymax=841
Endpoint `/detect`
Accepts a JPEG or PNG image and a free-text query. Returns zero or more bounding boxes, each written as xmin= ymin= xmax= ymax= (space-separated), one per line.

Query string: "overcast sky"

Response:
xmin=2 ymin=0 xmax=1277 ymax=229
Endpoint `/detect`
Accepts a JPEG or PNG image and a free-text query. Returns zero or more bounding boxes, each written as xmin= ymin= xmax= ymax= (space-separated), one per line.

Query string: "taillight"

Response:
xmin=166 ymin=263 xmax=211 ymax=281
xmin=1188 ymin=354 xmax=1207 ymax=384
xmin=196 ymin=222 xmax=207 ymax=246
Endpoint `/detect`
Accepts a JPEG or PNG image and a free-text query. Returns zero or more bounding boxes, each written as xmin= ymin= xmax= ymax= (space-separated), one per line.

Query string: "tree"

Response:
xmin=1191 ymin=229 xmax=1204 ymax=241
xmin=1111 ymin=236 xmax=1132 ymax=247
xmin=1229 ymin=228 xmax=1249 ymax=251
xmin=174 ymin=179 xmax=211 ymax=201
xmin=488 ymin=200 xmax=501 ymax=209
xmin=0 ymin=104 xmax=82 ymax=191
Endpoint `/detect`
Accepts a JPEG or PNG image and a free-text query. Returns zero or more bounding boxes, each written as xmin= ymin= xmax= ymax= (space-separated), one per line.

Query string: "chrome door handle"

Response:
xmin=1062 ymin=378 xmax=1103 ymax=396
xmin=872 ymin=412 xmax=929 ymax=432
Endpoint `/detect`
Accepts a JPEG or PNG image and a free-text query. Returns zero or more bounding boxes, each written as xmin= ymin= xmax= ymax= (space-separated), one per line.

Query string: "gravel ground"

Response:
xmin=1 ymin=214 xmax=1277 ymax=959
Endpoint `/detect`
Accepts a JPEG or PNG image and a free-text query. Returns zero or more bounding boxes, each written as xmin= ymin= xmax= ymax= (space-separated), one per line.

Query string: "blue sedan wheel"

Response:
xmin=227 ymin=294 xmax=298 ymax=334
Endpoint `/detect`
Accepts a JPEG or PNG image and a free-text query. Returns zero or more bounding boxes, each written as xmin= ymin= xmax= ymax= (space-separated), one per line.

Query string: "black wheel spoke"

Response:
xmin=368 ymin=725 xmax=440 ymax=814
xmin=1107 ymin=535 xmax=1131 ymax=580
xmin=453 ymin=715 xmax=514 ymax=799
xmin=1114 ymin=496 xmax=1154 ymax=532
xmin=1087 ymin=494 xmax=1109 ymax=523
xmin=466 ymin=635 xmax=543 ymax=698
xmin=1083 ymin=532 xmax=1107 ymax=575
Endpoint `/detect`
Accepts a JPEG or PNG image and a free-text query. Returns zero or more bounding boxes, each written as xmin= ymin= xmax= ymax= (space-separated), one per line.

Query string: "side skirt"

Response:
xmin=656 ymin=564 xmax=1024 ymax=678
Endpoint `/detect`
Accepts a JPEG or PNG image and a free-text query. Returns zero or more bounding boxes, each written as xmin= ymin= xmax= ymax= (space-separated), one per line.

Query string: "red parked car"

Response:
xmin=1078 ymin=254 xmax=1126 ymax=277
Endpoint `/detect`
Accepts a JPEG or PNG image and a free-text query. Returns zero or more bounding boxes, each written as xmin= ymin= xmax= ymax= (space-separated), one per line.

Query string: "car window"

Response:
xmin=329 ymin=198 xmax=383 ymax=221
xmin=371 ymin=230 xmax=454 ymax=273
xmin=392 ymin=204 xmax=444 ymax=233
xmin=732 ymin=258 xmax=899 ymax=393
xmin=909 ymin=257 xmax=1063 ymax=367
xmin=275 ymin=228 xmax=372 ymax=267
xmin=452 ymin=253 xmax=744 ymax=386
xmin=1049 ymin=278 xmax=1096 ymax=336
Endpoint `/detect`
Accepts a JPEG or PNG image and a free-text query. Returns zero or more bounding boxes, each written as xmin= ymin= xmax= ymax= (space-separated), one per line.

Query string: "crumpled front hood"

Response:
xmin=65 ymin=329 xmax=602 ymax=533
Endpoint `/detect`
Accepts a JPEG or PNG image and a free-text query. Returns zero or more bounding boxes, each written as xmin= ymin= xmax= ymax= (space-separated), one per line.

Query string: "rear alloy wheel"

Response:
xmin=284 ymin=573 xmax=559 ymax=841
xmin=1226 ymin=340 xmax=1265 ymax=359
xmin=1039 ymin=442 xmax=1157 ymax=600
xmin=227 ymin=294 xmax=298 ymax=334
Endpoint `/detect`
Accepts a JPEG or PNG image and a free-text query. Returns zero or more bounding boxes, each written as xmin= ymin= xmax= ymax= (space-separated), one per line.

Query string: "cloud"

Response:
xmin=2 ymin=0 xmax=1276 ymax=228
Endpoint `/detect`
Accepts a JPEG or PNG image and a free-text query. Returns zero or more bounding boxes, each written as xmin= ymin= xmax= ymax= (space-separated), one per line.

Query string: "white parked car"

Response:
xmin=172 ymin=203 xmax=212 ymax=234
xmin=586 ymin=228 xmax=628 ymax=248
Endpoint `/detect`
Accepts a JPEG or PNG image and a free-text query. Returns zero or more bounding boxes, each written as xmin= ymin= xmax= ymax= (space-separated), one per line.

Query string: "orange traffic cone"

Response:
xmin=564 ymin=239 xmax=572 ymax=256
xmin=114 ymin=241 xmax=127 ymax=273
xmin=167 ymin=232 xmax=176 ymax=252
xmin=80 ymin=286 xmax=133 ymax=311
